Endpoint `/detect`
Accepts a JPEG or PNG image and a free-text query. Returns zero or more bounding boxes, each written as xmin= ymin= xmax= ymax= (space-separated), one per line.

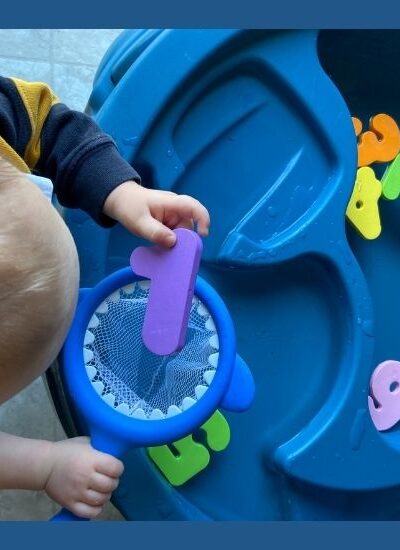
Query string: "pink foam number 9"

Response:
xmin=130 ymin=228 xmax=203 ymax=356
xmin=368 ymin=360 xmax=400 ymax=431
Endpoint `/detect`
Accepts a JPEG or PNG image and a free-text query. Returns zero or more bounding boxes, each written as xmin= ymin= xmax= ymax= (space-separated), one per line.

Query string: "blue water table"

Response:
xmin=48 ymin=30 xmax=400 ymax=520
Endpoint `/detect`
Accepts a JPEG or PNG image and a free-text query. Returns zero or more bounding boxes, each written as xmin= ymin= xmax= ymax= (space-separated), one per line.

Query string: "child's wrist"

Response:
xmin=30 ymin=439 xmax=57 ymax=492
xmin=103 ymin=180 xmax=141 ymax=219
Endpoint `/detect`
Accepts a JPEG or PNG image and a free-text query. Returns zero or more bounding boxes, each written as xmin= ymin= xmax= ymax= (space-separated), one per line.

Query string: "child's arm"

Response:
xmin=0 ymin=76 xmax=210 ymax=245
xmin=0 ymin=432 xmax=123 ymax=519
xmin=0 ymin=76 xmax=140 ymax=225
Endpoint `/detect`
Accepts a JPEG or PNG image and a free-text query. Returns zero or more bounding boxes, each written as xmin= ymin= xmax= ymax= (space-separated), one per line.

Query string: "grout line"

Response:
xmin=52 ymin=60 xmax=98 ymax=69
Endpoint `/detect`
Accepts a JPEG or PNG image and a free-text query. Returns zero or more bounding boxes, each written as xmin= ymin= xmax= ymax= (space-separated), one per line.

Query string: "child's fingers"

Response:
xmin=169 ymin=195 xmax=210 ymax=235
xmin=83 ymin=489 xmax=111 ymax=507
xmin=71 ymin=502 xmax=103 ymax=519
xmin=175 ymin=218 xmax=194 ymax=230
xmin=133 ymin=215 xmax=177 ymax=247
xmin=89 ymin=472 xmax=120 ymax=494
xmin=94 ymin=453 xmax=124 ymax=478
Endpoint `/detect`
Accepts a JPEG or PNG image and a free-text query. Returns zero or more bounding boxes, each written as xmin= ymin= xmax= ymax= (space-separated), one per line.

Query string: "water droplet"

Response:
xmin=123 ymin=136 xmax=139 ymax=145
xmin=267 ymin=206 xmax=277 ymax=218
xmin=361 ymin=320 xmax=374 ymax=336
xmin=167 ymin=149 xmax=173 ymax=158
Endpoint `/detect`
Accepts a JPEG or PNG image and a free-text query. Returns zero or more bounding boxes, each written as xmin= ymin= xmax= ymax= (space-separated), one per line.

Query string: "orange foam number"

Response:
xmin=352 ymin=117 xmax=362 ymax=138
xmin=354 ymin=114 xmax=400 ymax=167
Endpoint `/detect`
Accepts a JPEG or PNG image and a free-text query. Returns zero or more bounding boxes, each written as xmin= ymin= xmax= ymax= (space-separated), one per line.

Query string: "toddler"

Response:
xmin=0 ymin=76 xmax=210 ymax=519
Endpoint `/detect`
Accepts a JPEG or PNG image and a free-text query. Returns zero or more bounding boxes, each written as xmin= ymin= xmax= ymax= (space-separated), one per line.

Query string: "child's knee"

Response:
xmin=0 ymin=159 xmax=79 ymax=403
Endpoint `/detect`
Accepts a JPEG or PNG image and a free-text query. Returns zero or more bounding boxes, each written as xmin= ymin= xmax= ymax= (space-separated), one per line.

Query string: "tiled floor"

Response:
xmin=0 ymin=29 xmax=124 ymax=521
xmin=0 ymin=29 xmax=121 ymax=111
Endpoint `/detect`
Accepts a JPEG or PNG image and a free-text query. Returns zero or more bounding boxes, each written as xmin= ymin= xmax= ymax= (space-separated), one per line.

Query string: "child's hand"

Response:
xmin=103 ymin=181 xmax=210 ymax=247
xmin=44 ymin=437 xmax=124 ymax=519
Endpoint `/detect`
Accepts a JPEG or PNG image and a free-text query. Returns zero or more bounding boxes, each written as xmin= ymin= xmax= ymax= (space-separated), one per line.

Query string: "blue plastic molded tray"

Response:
xmin=51 ymin=30 xmax=400 ymax=520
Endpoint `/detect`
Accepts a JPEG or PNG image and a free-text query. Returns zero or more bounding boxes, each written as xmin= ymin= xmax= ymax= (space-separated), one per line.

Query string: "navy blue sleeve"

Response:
xmin=0 ymin=77 xmax=32 ymax=159
xmin=36 ymin=103 xmax=141 ymax=226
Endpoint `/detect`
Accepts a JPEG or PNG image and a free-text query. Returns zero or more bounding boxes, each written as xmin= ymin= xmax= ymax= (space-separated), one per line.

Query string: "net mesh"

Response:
xmin=83 ymin=281 xmax=219 ymax=420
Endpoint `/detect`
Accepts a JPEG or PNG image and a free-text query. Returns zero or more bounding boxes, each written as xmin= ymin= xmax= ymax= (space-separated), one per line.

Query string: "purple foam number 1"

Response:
xmin=368 ymin=360 xmax=400 ymax=431
xmin=130 ymin=228 xmax=203 ymax=356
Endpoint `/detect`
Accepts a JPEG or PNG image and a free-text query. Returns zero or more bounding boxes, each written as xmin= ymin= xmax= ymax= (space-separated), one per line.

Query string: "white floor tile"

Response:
xmin=0 ymin=30 xmax=51 ymax=61
xmin=0 ymin=59 xmax=52 ymax=86
xmin=52 ymin=29 xmax=122 ymax=66
xmin=52 ymin=62 xmax=96 ymax=111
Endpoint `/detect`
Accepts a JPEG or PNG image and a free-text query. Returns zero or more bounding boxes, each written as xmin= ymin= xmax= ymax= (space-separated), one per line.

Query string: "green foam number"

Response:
xmin=148 ymin=435 xmax=210 ymax=486
xmin=201 ymin=410 xmax=230 ymax=451
xmin=382 ymin=154 xmax=400 ymax=200
xmin=147 ymin=410 xmax=231 ymax=486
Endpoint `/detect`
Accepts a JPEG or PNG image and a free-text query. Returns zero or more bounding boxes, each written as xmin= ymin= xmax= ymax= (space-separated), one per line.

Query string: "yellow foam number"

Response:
xmin=147 ymin=410 xmax=231 ymax=486
xmin=346 ymin=167 xmax=382 ymax=240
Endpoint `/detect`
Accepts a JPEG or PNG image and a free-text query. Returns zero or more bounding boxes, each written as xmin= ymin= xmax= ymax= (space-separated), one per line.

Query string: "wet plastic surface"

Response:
xmin=49 ymin=30 xmax=400 ymax=520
